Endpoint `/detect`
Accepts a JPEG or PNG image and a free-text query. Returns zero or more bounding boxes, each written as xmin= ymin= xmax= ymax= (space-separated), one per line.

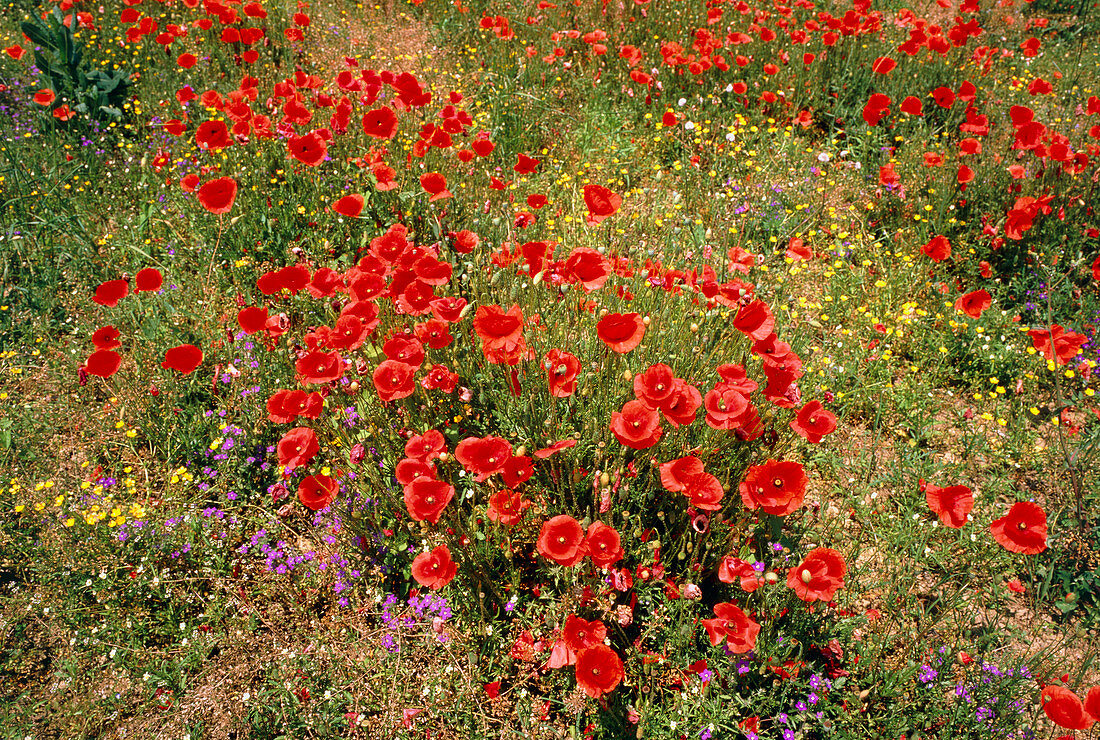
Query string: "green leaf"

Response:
xmin=21 ymin=22 xmax=56 ymax=51
xmin=1056 ymin=599 xmax=1079 ymax=614
xmin=97 ymin=76 xmax=120 ymax=95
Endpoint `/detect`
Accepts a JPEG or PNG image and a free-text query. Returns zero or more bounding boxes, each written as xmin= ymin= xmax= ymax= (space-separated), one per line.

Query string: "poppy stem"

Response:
xmin=1041 ymin=262 xmax=1085 ymax=530
xmin=207 ymin=213 xmax=225 ymax=283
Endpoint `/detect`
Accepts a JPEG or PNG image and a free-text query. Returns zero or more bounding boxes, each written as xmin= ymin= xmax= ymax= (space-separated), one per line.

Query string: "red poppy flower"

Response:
xmin=419 ymin=363 xmax=457 ymax=393
xmin=740 ymin=460 xmax=807 ymax=516
xmin=921 ymin=235 xmax=951 ymax=262
xmin=52 ymin=105 xmax=75 ymax=125
xmin=1028 ymin=78 xmax=1052 ymax=95
xmin=862 ymin=93 xmax=891 ymax=126
xmin=610 ymin=399 xmax=663 ymax=449
xmin=703 ymin=387 xmax=751 ymax=430
xmin=33 ymin=88 xmax=56 ymax=107
xmin=403 ymin=476 xmax=454 ymax=523
xmin=659 ymin=456 xmax=705 ymax=492
xmin=1041 ymin=685 xmax=1095 ymax=731
xmin=701 ymin=602 xmax=760 ymax=654
xmin=396 ymin=455 xmax=437 ymax=484
xmin=162 ymin=344 xmax=203 ymax=374
xmin=1027 ymin=325 xmax=1087 ymax=366
xmin=545 ymin=348 xmax=581 ymax=397
xmin=411 ymin=545 xmax=458 ymax=590
xmin=535 ymin=439 xmax=576 ymax=458
xmin=410 ymin=256 xmax=454 ymax=291
xmin=276 ymin=264 xmax=311 ymax=295
xmin=1085 ymin=687 xmax=1100 ymax=722
xmin=879 ymin=165 xmax=900 ymax=188
xmin=372 ymin=359 xmax=415 ymax=401
xmin=297 ymin=350 xmax=343 ymax=385
xmin=789 ymin=400 xmax=837 ymax=443
xmin=634 ymin=363 xmax=676 ymax=408
xmin=298 ymin=474 xmax=338 ymax=510
xmin=787 ymin=547 xmax=846 ymax=602
xmin=449 ymin=230 xmax=480 ymax=255
xmin=326 ymin=315 xmax=367 ymax=351
xmin=331 ymin=193 xmax=364 ymax=218
xmin=959 ymin=138 xmax=982 ymax=156
xmin=197 ymin=177 xmax=238 ymax=215
xmin=427 ymin=297 xmax=465 ymax=324
xmin=195 ymin=119 xmax=231 ymax=151
xmin=955 ymin=289 xmax=991 ymax=319
xmin=177 ymin=52 xmax=197 ymax=68
xmin=1005 ymin=197 xmax=1043 ymax=240
xmin=93 ymin=279 xmax=129 ymax=307
xmin=513 ymin=153 xmax=539 ymax=174
xmin=583 ymin=184 xmax=622 ymax=226
xmin=277 ymin=427 xmax=319 ymax=470
xmin=563 ymin=615 xmax=607 ymax=653
xmin=924 ymin=482 xmax=973 ymax=528
xmin=92 ymin=325 xmax=122 ymax=350
xmin=537 ymin=514 xmax=586 ymax=566
xmin=287 ymin=131 xmax=327 ymax=166
xmin=990 ymin=501 xmax=1047 ymax=554
xmin=487 ymin=489 xmax=530 ymax=525
xmin=899 ymin=96 xmax=924 ymax=116
xmin=574 ymin=645 xmax=623 ymax=699
xmin=564 ymin=248 xmax=611 ymax=291
xmin=1020 ymin=37 xmax=1041 ymax=57
xmin=134 ymin=268 xmax=162 ymax=293
xmin=420 ymin=172 xmax=451 ymax=201
xmin=501 ymin=455 xmax=533 ymax=487
xmin=362 ymin=106 xmax=398 ymax=138
xmin=413 ymin=319 xmax=453 ymax=349
xmin=266 ymin=389 xmax=323 ymax=423
xmin=733 ymin=300 xmax=775 ymax=341
xmin=85 ymin=350 xmax=122 ymax=377
xmin=718 ymin=556 xmax=763 ymax=592
xmin=237 ymin=306 xmax=268 ymax=334
xmin=597 ymin=312 xmax=645 ymax=353
xmin=586 ymin=521 xmax=624 ymax=568
xmin=5 ymin=45 xmax=25 ymax=60
xmin=661 ymin=380 xmax=702 ymax=427
xmin=786 ymin=237 xmax=812 ymax=261
xmin=871 ymin=56 xmax=896 ymax=74
xmin=685 ymin=472 xmax=725 ymax=511
xmin=455 ymin=436 xmax=513 ymax=481
xmin=404 ymin=430 xmax=446 ymax=461
xmin=382 ymin=336 xmax=425 ymax=368
xmin=473 ymin=304 xmax=527 ymax=365
xmin=931 ymin=86 xmax=956 ymax=108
